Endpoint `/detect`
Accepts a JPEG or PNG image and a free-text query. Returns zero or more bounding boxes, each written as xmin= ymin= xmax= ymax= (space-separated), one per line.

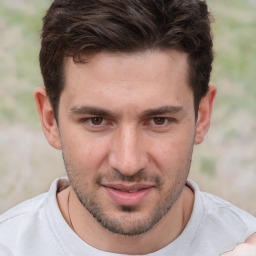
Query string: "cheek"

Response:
xmin=146 ymin=132 xmax=194 ymax=170
xmin=62 ymin=133 xmax=110 ymax=171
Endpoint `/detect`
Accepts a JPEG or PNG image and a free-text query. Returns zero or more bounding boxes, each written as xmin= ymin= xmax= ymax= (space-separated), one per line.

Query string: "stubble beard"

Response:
xmin=63 ymin=148 xmax=193 ymax=236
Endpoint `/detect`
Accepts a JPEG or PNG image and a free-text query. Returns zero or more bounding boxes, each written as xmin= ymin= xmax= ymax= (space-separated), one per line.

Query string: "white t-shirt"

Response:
xmin=0 ymin=178 xmax=256 ymax=256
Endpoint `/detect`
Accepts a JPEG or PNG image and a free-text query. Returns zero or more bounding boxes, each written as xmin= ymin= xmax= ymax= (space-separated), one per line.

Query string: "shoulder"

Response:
xmin=201 ymin=191 xmax=256 ymax=230
xmin=0 ymin=192 xmax=47 ymax=231
xmin=186 ymin=180 xmax=256 ymax=255
xmin=0 ymin=242 xmax=15 ymax=256
xmin=187 ymin=180 xmax=256 ymax=231
xmin=0 ymin=177 xmax=68 ymax=226
xmin=0 ymin=193 xmax=48 ymax=255
xmin=0 ymin=177 xmax=65 ymax=230
xmin=0 ymin=178 xmax=67 ymax=255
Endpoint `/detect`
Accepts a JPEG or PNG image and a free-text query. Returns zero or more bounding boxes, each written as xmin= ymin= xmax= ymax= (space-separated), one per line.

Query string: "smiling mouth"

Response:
xmin=102 ymin=184 xmax=155 ymax=206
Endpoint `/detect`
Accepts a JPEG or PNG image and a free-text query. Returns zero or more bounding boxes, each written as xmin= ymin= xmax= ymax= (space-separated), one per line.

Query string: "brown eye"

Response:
xmin=90 ymin=117 xmax=104 ymax=125
xmin=152 ymin=117 xmax=167 ymax=125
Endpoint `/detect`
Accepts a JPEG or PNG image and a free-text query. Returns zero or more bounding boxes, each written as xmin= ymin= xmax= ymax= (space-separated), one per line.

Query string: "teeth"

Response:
xmin=128 ymin=190 xmax=139 ymax=193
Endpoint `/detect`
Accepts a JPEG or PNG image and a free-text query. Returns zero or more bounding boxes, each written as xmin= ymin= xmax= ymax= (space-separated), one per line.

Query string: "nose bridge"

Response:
xmin=109 ymin=123 xmax=147 ymax=176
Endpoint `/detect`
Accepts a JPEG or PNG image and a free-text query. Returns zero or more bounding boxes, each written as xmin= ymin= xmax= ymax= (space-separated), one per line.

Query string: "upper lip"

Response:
xmin=102 ymin=183 xmax=155 ymax=192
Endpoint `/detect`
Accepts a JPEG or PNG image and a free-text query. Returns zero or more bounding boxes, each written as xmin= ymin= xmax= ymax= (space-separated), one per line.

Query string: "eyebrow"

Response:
xmin=69 ymin=106 xmax=114 ymax=117
xmin=141 ymin=105 xmax=184 ymax=117
xmin=69 ymin=105 xmax=184 ymax=118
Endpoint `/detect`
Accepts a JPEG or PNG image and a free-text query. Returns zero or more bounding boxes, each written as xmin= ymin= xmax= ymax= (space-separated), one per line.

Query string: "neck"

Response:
xmin=58 ymin=184 xmax=194 ymax=254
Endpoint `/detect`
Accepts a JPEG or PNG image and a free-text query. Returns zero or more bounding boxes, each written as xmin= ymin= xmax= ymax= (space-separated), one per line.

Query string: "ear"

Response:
xmin=34 ymin=87 xmax=62 ymax=150
xmin=194 ymin=84 xmax=217 ymax=145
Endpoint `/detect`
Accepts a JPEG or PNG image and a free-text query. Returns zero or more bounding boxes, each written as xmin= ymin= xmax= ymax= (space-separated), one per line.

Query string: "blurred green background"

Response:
xmin=0 ymin=0 xmax=255 ymax=215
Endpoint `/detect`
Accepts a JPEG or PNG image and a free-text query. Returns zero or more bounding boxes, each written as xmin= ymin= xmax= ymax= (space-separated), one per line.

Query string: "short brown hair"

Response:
xmin=40 ymin=0 xmax=214 ymax=119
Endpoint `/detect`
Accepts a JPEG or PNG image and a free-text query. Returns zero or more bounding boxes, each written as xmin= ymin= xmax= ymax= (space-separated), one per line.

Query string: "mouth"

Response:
xmin=102 ymin=183 xmax=155 ymax=206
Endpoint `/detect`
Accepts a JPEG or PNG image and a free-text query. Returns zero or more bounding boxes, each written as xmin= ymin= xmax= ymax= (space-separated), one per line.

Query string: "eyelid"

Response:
xmin=80 ymin=116 xmax=177 ymax=128
xmin=146 ymin=117 xmax=177 ymax=127
xmin=81 ymin=117 xmax=106 ymax=125
xmin=80 ymin=117 xmax=117 ymax=131
xmin=151 ymin=117 xmax=167 ymax=125
xmin=151 ymin=116 xmax=175 ymax=121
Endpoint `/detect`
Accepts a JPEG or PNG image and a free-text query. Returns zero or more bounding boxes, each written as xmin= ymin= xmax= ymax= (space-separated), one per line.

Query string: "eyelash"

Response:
xmin=150 ymin=117 xmax=169 ymax=126
xmin=81 ymin=117 xmax=107 ymax=126
xmin=81 ymin=117 xmax=175 ymax=127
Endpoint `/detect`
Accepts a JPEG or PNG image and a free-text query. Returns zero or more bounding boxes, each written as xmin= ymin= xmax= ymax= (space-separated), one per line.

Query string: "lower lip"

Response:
xmin=104 ymin=187 xmax=153 ymax=206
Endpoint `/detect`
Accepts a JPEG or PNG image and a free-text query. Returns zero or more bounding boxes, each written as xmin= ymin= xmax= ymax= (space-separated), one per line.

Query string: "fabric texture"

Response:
xmin=0 ymin=177 xmax=256 ymax=256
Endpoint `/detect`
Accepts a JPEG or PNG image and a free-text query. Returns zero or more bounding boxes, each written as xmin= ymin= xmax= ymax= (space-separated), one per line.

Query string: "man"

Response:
xmin=0 ymin=0 xmax=256 ymax=255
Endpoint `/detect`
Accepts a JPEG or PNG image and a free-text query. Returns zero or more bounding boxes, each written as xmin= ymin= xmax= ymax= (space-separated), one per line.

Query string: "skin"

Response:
xmin=222 ymin=234 xmax=256 ymax=256
xmin=34 ymin=49 xmax=254 ymax=255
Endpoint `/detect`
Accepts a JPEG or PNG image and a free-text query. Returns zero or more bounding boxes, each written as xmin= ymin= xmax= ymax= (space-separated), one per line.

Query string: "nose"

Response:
xmin=108 ymin=124 xmax=148 ymax=177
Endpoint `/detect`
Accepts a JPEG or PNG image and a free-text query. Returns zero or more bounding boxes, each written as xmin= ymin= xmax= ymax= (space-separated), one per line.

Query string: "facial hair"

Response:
xmin=62 ymin=144 xmax=193 ymax=236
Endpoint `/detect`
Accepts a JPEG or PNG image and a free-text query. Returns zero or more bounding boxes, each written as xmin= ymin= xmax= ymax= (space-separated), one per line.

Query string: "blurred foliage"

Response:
xmin=210 ymin=0 xmax=256 ymax=113
xmin=0 ymin=0 xmax=51 ymax=126
xmin=201 ymin=157 xmax=216 ymax=177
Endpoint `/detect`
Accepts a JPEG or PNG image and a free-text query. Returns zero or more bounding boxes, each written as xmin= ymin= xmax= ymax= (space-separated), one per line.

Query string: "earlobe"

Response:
xmin=194 ymin=84 xmax=217 ymax=145
xmin=34 ymin=87 xmax=62 ymax=150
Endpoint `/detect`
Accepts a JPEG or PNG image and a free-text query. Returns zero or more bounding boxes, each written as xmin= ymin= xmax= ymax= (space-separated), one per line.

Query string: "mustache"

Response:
xmin=95 ymin=169 xmax=163 ymax=185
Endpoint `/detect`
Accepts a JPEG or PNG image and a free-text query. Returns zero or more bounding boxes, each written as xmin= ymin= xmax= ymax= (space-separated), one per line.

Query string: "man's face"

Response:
xmin=58 ymin=50 xmax=196 ymax=235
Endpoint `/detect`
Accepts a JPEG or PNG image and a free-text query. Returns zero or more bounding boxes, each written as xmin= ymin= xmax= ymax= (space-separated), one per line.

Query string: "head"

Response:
xmin=40 ymin=0 xmax=214 ymax=120
xmin=35 ymin=0 xmax=216 ymax=239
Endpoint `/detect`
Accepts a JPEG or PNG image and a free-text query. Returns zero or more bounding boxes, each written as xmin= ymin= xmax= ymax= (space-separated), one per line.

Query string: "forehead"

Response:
xmin=61 ymin=49 xmax=193 ymax=113
xmin=65 ymin=49 xmax=189 ymax=84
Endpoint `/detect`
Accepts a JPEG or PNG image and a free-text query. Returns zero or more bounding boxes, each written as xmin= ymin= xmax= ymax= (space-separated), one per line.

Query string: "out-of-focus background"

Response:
xmin=0 ymin=0 xmax=255 ymax=215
